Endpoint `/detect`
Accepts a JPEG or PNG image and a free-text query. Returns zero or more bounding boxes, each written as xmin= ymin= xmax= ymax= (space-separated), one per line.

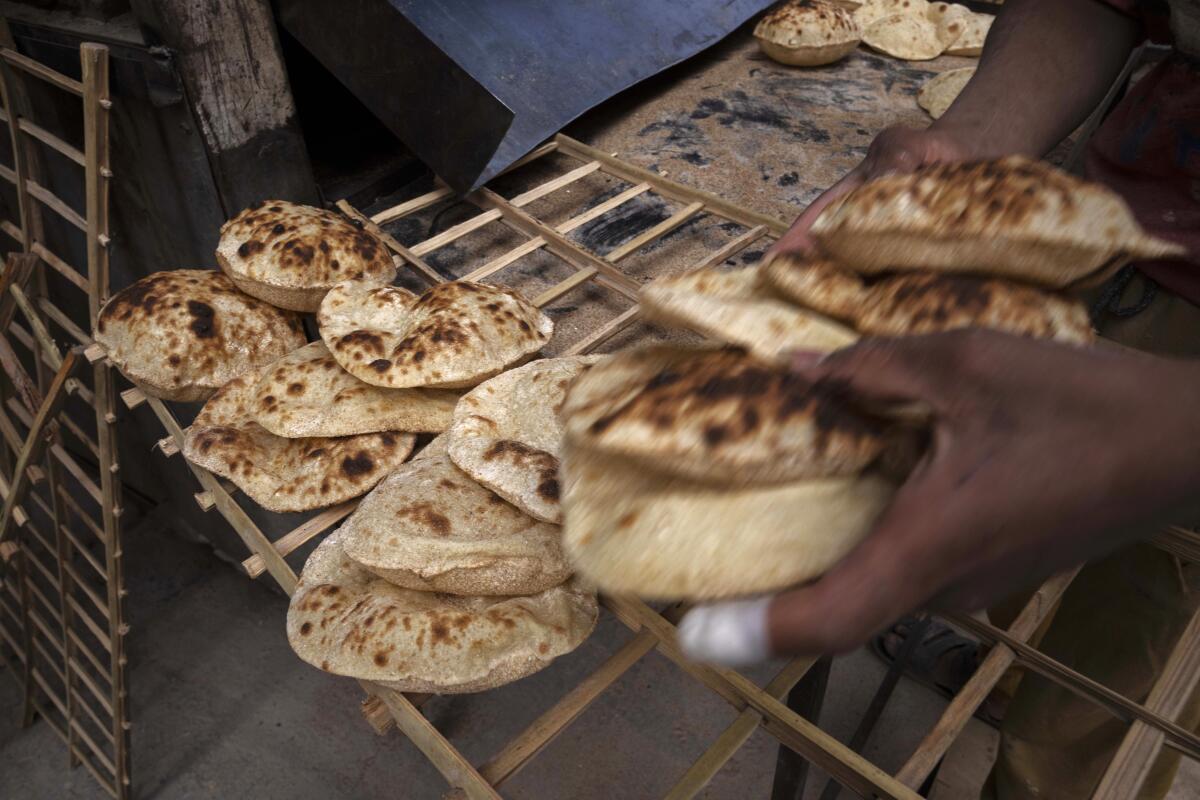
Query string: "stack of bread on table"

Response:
xmin=558 ymin=156 xmax=1184 ymax=601
xmin=93 ymin=200 xmax=598 ymax=693
xmin=753 ymin=0 xmax=994 ymax=68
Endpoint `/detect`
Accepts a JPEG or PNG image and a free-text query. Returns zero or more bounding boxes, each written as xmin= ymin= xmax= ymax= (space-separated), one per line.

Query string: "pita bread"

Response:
xmin=638 ymin=267 xmax=858 ymax=365
xmin=216 ymin=200 xmax=397 ymax=312
xmin=561 ymin=445 xmax=894 ymax=600
xmin=945 ymin=10 xmax=992 ymax=56
xmin=811 ymin=156 xmax=1187 ymax=288
xmin=561 ymin=346 xmax=891 ymax=485
xmin=251 ymin=341 xmax=459 ymax=437
xmin=924 ymin=2 xmax=970 ymax=48
xmin=183 ymin=367 xmax=415 ymax=512
xmin=319 ymin=280 xmax=553 ymax=389
xmin=754 ymin=1 xmax=861 ymax=67
xmin=862 ymin=13 xmax=943 ymax=60
xmin=855 ymin=0 xmax=929 ymax=27
xmin=287 ymin=531 xmax=597 ymax=693
xmin=918 ymin=66 xmax=975 ymax=119
xmin=339 ymin=437 xmax=571 ymax=595
xmin=447 ymin=357 xmax=600 ymax=523
xmin=763 ymin=257 xmax=1093 ymax=343
xmin=94 ymin=270 xmax=306 ymax=402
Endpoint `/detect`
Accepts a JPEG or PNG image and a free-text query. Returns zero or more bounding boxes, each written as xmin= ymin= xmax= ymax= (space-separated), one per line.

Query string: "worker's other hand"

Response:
xmin=679 ymin=331 xmax=1200 ymax=665
xmin=767 ymin=126 xmax=972 ymax=258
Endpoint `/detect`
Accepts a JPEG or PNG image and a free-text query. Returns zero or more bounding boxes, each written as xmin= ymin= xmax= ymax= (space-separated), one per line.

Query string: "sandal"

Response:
xmin=870 ymin=616 xmax=1004 ymax=727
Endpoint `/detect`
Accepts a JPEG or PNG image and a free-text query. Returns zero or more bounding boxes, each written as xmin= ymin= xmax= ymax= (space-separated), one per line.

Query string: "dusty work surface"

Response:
xmin=3 ymin=24 xmax=1199 ymax=800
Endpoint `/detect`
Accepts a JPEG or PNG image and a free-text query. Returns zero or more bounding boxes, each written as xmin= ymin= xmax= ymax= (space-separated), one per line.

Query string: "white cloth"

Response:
xmin=677 ymin=596 xmax=774 ymax=667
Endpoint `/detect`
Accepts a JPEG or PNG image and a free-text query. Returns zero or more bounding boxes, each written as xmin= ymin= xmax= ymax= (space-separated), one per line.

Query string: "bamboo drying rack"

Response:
xmin=89 ymin=133 xmax=1200 ymax=799
xmin=0 ymin=28 xmax=129 ymax=800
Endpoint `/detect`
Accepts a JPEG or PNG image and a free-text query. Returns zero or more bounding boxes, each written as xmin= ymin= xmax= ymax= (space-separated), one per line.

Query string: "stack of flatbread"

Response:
xmin=562 ymin=156 xmax=1185 ymax=601
xmin=854 ymin=0 xmax=994 ymax=61
xmin=287 ymin=356 xmax=601 ymax=694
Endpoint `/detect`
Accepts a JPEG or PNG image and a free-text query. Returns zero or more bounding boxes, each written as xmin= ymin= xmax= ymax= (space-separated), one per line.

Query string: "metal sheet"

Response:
xmin=278 ymin=0 xmax=773 ymax=192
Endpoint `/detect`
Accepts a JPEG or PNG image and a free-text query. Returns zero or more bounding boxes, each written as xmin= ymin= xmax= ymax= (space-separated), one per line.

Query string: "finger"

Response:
xmin=766 ymin=168 xmax=865 ymax=258
xmin=677 ymin=596 xmax=773 ymax=667
xmin=766 ymin=486 xmax=941 ymax=655
xmin=791 ymin=337 xmax=949 ymax=410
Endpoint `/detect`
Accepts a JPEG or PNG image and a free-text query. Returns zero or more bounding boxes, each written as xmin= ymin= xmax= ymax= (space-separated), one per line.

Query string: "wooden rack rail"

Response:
xmin=0 ymin=28 xmax=128 ymax=800
xmin=91 ymin=132 xmax=1200 ymax=799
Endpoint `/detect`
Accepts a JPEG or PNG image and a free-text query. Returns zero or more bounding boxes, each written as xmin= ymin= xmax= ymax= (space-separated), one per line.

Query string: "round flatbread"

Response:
xmin=340 ymin=437 xmax=571 ymax=595
xmin=216 ymin=200 xmax=397 ymax=312
xmin=561 ymin=346 xmax=891 ymax=485
xmin=854 ymin=0 xmax=929 ymax=27
xmin=447 ymin=356 xmax=600 ymax=523
xmin=183 ymin=366 xmax=415 ymax=512
xmin=810 ymin=156 xmax=1186 ymax=287
xmin=924 ymin=2 xmax=970 ymax=49
xmin=94 ymin=270 xmax=306 ymax=402
xmin=945 ymin=10 xmax=992 ymax=56
xmin=561 ymin=445 xmax=894 ymax=600
xmin=762 ymin=257 xmax=1094 ymax=343
xmin=754 ymin=1 xmax=861 ymax=67
xmin=251 ymin=341 xmax=459 ymax=437
xmin=638 ymin=266 xmax=858 ymax=365
xmin=862 ymin=13 xmax=943 ymax=60
xmin=287 ymin=531 xmax=597 ymax=693
xmin=318 ymin=279 xmax=553 ymax=389
xmin=918 ymin=66 xmax=975 ymax=119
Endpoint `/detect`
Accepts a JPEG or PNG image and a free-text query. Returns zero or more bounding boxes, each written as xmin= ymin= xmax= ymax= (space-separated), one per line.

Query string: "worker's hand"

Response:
xmin=767 ymin=126 xmax=972 ymax=258
xmin=680 ymin=331 xmax=1200 ymax=664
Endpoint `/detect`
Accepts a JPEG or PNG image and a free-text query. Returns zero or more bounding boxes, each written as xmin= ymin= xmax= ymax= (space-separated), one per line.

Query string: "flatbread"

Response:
xmin=638 ymin=266 xmax=858 ymax=365
xmin=287 ymin=531 xmax=597 ymax=693
xmin=251 ymin=341 xmax=459 ymax=437
xmin=319 ymin=279 xmax=553 ymax=389
xmin=754 ymin=1 xmax=861 ymax=67
xmin=862 ymin=13 xmax=943 ymax=60
xmin=94 ymin=270 xmax=306 ymax=402
xmin=340 ymin=437 xmax=571 ymax=595
xmin=216 ymin=200 xmax=396 ymax=312
xmin=561 ymin=445 xmax=894 ymax=600
xmin=945 ymin=10 xmax=992 ymax=56
xmin=447 ymin=357 xmax=600 ymax=523
xmin=183 ymin=366 xmax=415 ymax=512
xmin=763 ymin=257 xmax=1094 ymax=343
xmin=855 ymin=0 xmax=929 ymax=27
xmin=561 ymin=346 xmax=891 ymax=485
xmin=925 ymin=2 xmax=970 ymax=48
xmin=918 ymin=66 xmax=975 ymax=119
xmin=811 ymin=156 xmax=1187 ymax=288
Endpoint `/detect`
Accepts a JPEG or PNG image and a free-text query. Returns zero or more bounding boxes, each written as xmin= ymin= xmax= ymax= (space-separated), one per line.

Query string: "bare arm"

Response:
xmin=770 ymin=0 xmax=1143 ymax=255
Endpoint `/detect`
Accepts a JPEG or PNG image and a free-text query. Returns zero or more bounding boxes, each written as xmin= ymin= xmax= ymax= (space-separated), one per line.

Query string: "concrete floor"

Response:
xmin=3 ymin=511 xmax=1197 ymax=799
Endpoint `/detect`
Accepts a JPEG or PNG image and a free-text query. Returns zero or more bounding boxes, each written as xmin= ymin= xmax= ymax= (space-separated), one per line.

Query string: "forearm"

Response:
xmin=933 ymin=0 xmax=1141 ymax=159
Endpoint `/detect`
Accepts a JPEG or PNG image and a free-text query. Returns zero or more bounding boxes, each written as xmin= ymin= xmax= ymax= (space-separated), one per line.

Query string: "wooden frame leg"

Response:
xmin=771 ymin=655 xmax=833 ymax=800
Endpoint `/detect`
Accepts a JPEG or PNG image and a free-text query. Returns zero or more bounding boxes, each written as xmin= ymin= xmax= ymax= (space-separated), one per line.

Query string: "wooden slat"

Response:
xmin=70 ymin=716 xmax=116 ymax=775
xmin=897 ymin=570 xmax=1078 ymax=787
xmin=68 ymin=627 xmax=109 ymax=680
xmin=36 ymin=295 xmax=92 ymax=347
xmin=369 ymin=684 xmax=502 ymax=800
xmin=0 ymin=219 xmax=21 ymax=244
xmin=603 ymin=596 xmax=921 ymax=800
xmin=145 ymin=396 xmax=298 ymax=594
xmin=1153 ymin=526 xmax=1200 ymax=564
xmin=508 ymin=160 xmax=601 ymax=206
xmin=370 ymin=185 xmax=454 ymax=226
xmin=666 ymin=658 xmax=815 ymax=800
xmin=68 ymin=595 xmax=110 ymax=651
xmin=50 ymin=443 xmax=103 ymax=505
xmin=63 ymin=560 xmax=107 ymax=619
xmin=602 ymin=201 xmax=703 ymax=263
xmin=480 ymin=605 xmax=688 ymax=786
xmin=71 ymin=644 xmax=115 ymax=716
xmin=555 ymin=135 xmax=788 ymax=235
xmin=0 ymin=162 xmax=12 ymax=184
xmin=119 ymin=387 xmax=145 ymax=409
xmin=1092 ymin=606 xmax=1200 ymax=798
xmin=58 ymin=412 xmax=101 ymax=460
xmin=557 ymin=183 xmax=653 ymax=234
xmin=241 ymin=500 xmax=357 ymax=579
xmin=0 ymin=48 xmax=83 ymax=96
xmin=31 ymin=241 xmax=90 ymax=293
xmin=58 ymin=486 xmax=106 ymax=543
xmin=26 ymin=178 xmax=87 ymax=232
xmin=71 ymin=682 xmax=116 ymax=746
xmin=409 ymin=209 xmax=501 ymax=257
xmin=949 ymin=612 xmax=1200 ymax=760
xmin=17 ymin=117 xmax=85 ymax=167
xmin=0 ymin=351 xmax=78 ymax=544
